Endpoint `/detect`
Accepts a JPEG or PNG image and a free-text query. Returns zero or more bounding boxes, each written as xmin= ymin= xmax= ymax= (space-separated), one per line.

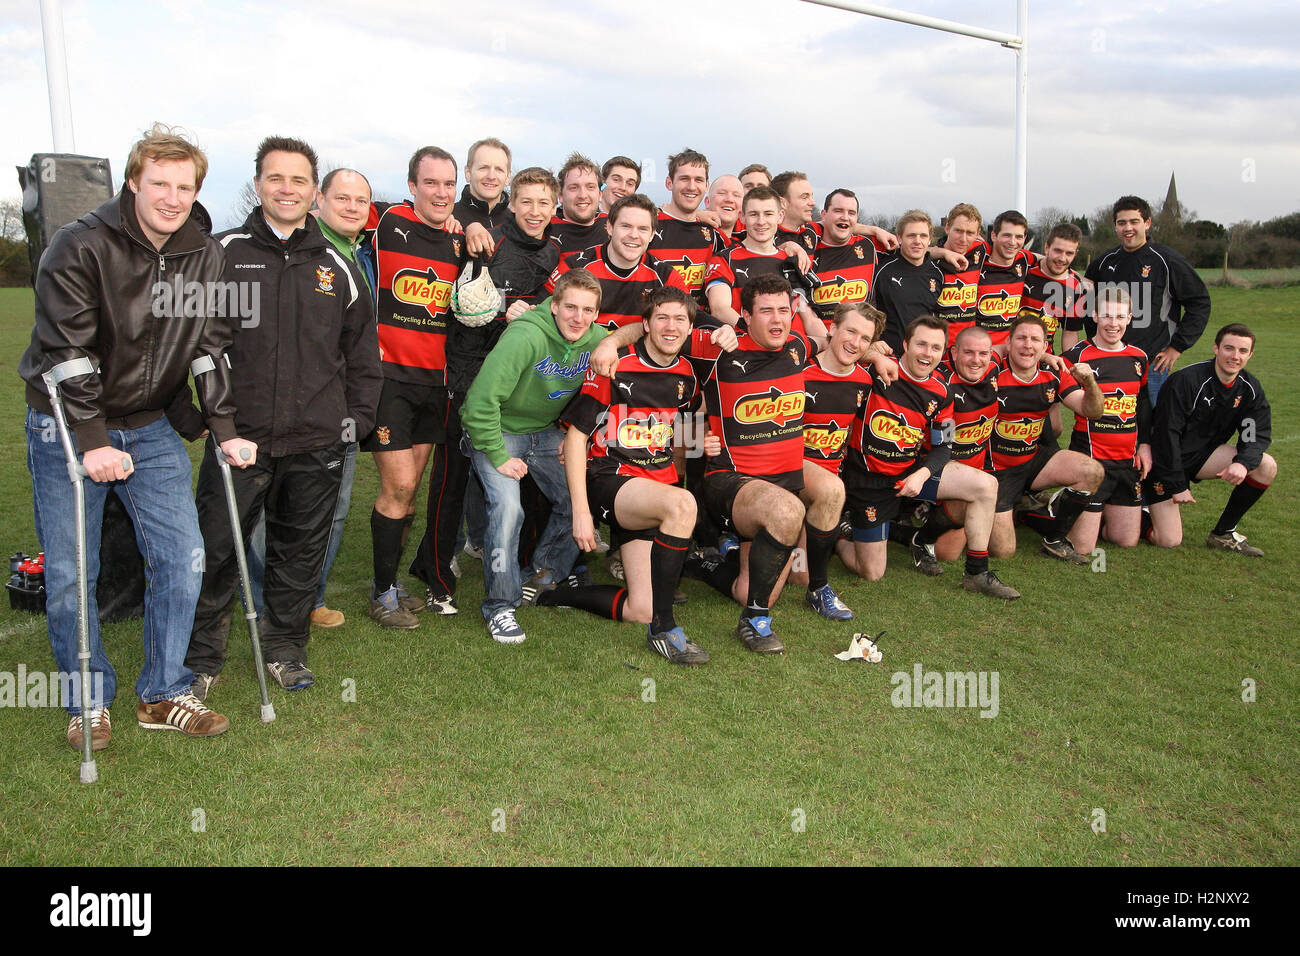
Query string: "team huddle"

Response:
xmin=20 ymin=126 xmax=1277 ymax=754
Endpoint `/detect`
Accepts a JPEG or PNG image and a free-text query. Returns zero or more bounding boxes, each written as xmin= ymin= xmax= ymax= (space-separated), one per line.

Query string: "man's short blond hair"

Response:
xmin=510 ymin=166 xmax=559 ymax=200
xmin=124 ymin=123 xmax=209 ymax=190
xmin=897 ymin=209 xmax=933 ymax=237
xmin=553 ymin=267 xmax=603 ymax=310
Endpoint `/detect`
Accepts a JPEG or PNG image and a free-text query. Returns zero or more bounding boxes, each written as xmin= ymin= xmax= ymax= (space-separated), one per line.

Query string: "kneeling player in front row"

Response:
xmin=1144 ymin=322 xmax=1276 ymax=556
xmin=990 ymin=315 xmax=1105 ymax=562
xmin=836 ymin=315 xmax=1020 ymax=599
xmin=547 ymin=287 xmax=708 ymax=664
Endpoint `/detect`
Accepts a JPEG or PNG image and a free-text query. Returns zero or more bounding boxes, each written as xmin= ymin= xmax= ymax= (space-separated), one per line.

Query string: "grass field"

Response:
xmin=0 ymin=286 xmax=1295 ymax=866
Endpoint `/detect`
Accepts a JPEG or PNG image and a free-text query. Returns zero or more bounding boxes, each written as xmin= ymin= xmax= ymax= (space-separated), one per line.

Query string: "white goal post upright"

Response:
xmin=800 ymin=0 xmax=1029 ymax=215
xmin=40 ymin=0 xmax=77 ymax=152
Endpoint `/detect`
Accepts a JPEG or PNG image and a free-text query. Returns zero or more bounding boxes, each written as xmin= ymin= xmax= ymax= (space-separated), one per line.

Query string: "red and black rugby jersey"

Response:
xmin=648 ymin=210 xmax=725 ymax=304
xmin=1062 ymin=341 xmax=1149 ymax=461
xmin=937 ymin=239 xmax=988 ymax=348
xmin=809 ymin=236 xmax=878 ymax=321
xmin=936 ymin=360 xmax=999 ymax=469
xmin=776 ymin=223 xmax=820 ymax=254
xmin=803 ymin=359 xmax=871 ymax=473
xmin=685 ymin=318 xmax=812 ymax=492
xmin=847 ymin=357 xmax=953 ymax=477
xmin=990 ymin=364 xmax=1080 ymax=470
xmin=548 ymin=243 xmax=687 ymax=331
xmin=976 ymin=249 xmax=1034 ymax=347
xmin=704 ymin=245 xmax=813 ymax=315
xmin=562 ymin=340 xmax=697 ymax=483
xmin=549 ymin=213 xmax=608 ymax=264
xmin=1019 ymin=263 xmax=1086 ymax=353
xmin=372 ymin=201 xmax=468 ymax=386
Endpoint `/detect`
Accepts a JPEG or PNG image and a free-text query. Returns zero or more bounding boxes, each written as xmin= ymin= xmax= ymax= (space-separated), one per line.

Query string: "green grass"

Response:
xmin=0 ymin=286 xmax=1296 ymax=865
xmin=1198 ymin=267 xmax=1300 ymax=288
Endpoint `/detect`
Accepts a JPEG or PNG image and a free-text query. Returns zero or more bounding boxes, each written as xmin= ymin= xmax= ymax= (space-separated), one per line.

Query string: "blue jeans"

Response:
xmin=248 ymin=441 xmax=357 ymax=610
xmin=466 ymin=427 xmax=577 ymax=620
xmin=1147 ymin=365 xmax=1169 ymax=408
xmin=26 ymin=409 xmax=201 ymax=714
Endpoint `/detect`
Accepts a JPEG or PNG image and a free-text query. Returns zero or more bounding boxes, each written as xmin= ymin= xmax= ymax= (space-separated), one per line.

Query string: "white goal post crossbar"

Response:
xmin=800 ymin=0 xmax=1029 ymax=215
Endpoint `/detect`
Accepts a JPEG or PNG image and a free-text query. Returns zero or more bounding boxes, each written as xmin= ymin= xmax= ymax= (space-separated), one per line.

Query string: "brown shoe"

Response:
xmin=66 ymin=707 xmax=111 ymax=751
xmin=311 ymin=605 xmax=346 ymax=628
xmin=137 ymin=694 xmax=230 ymax=736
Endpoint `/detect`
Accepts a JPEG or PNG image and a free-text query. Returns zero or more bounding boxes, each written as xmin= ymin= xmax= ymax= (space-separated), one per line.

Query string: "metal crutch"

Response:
xmin=42 ymin=358 xmax=115 ymax=784
xmin=211 ymin=437 xmax=276 ymax=723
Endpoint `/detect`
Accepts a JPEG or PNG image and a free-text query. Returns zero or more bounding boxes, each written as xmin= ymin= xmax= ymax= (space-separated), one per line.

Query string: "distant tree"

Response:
xmin=1258 ymin=211 xmax=1300 ymax=243
xmin=228 ymin=180 xmax=260 ymax=228
xmin=0 ymin=198 xmax=32 ymax=287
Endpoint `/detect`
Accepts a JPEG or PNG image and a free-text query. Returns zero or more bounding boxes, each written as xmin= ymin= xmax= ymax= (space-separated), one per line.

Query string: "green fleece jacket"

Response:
xmin=461 ymin=298 xmax=608 ymax=467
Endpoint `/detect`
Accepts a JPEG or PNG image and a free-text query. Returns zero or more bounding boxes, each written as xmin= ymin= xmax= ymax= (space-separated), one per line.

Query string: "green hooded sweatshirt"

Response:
xmin=461 ymin=297 xmax=608 ymax=468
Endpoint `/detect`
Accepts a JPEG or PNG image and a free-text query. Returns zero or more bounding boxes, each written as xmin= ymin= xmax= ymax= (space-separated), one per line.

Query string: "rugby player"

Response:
xmin=1144 ymin=323 xmax=1275 ymax=555
xmin=365 ymin=146 xmax=469 ymax=627
xmin=1084 ymin=195 xmax=1211 ymax=403
xmin=648 ymin=147 xmax=725 ymax=306
xmin=599 ymin=155 xmax=641 ymax=215
xmin=873 ymin=211 xmax=945 ymax=355
xmin=988 ymin=315 xmax=1104 ymax=563
xmin=975 ymin=210 xmax=1034 ymax=352
xmin=551 ymin=152 xmax=607 ymax=263
xmin=836 ymin=315 xmax=1017 ymax=598
xmin=934 ymin=203 xmax=985 ymax=349
xmin=1021 ymin=222 xmax=1088 ymax=354
xmin=547 ymin=287 xmax=709 ymax=664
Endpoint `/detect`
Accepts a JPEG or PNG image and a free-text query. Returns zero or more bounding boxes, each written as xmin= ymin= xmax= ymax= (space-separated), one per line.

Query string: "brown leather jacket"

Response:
xmin=19 ymin=190 xmax=237 ymax=451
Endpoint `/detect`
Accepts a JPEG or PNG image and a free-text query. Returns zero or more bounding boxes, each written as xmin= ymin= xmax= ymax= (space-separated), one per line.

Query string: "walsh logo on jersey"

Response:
xmin=392 ymin=267 xmax=453 ymax=315
xmin=868 ymin=410 xmax=924 ymax=449
xmin=938 ymin=285 xmax=977 ymax=309
xmin=954 ymin=416 xmax=994 ymax=447
xmin=1102 ymin=393 xmax=1138 ymax=418
xmin=994 ymin=417 xmax=1044 ymax=442
xmin=663 ymin=259 xmax=706 ymax=290
xmin=977 ymin=291 xmax=1022 ymax=319
xmin=734 ymin=386 xmax=805 ymax=426
xmin=804 ymin=424 xmax=848 ymax=454
xmin=812 ymin=278 xmax=869 ymax=305
xmin=616 ymin=416 xmax=674 ymax=450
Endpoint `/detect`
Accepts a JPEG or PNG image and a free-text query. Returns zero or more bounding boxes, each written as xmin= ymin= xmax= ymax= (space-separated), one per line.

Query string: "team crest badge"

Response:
xmin=973 ymin=251 xmax=983 ymax=264
xmin=375 ymin=426 xmax=391 ymax=445
xmin=854 ymin=246 xmax=865 ymax=259
xmin=856 ymin=389 xmax=865 ymax=408
xmin=315 ymin=266 xmax=335 ymax=292
xmin=452 ymin=238 xmax=462 ymax=258
xmin=1233 ymin=396 xmax=1242 ymax=407
xmin=1153 ymin=481 xmax=1164 ymax=496
xmin=677 ymin=380 xmax=686 ymax=400
xmin=929 ymin=279 xmax=937 ymax=292
xmin=701 ymin=227 xmax=712 ymax=241
xmin=1141 ymin=264 xmax=1152 ymax=277
xmin=1134 ymin=361 xmax=1143 ymax=378
xmin=925 ymin=400 xmax=939 ymax=417
xmin=789 ymin=348 xmax=800 ymax=365
xmin=1134 ymin=482 xmax=1143 ymax=501
xmin=864 ymin=506 xmax=877 ymax=523
xmin=804 ymin=235 xmax=815 ymax=249
xmin=1015 ymin=263 xmax=1024 ymax=277
xmin=1045 ymin=387 xmax=1056 ymax=403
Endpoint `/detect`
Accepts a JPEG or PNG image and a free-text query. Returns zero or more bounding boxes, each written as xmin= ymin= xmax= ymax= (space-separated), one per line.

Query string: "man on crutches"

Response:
xmin=19 ymin=125 xmax=257 ymax=770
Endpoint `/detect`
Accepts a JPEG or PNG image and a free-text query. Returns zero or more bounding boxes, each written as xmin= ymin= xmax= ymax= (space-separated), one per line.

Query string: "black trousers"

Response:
xmin=188 ymin=442 xmax=344 ymax=673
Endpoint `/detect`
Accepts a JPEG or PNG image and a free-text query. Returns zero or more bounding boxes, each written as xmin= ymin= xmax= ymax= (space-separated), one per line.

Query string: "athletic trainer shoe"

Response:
xmin=735 ymin=615 xmax=785 ymax=654
xmin=266 ymin=660 xmax=315 ymax=691
xmin=520 ymin=570 xmax=558 ymax=606
xmin=66 ymin=707 xmax=111 ymax=751
xmin=190 ymin=672 xmax=219 ymax=702
xmin=424 ymin=590 xmax=459 ymax=615
xmin=647 ymin=626 xmax=710 ymax=665
xmin=137 ymin=694 xmax=230 ymax=736
xmin=1040 ymin=536 xmax=1090 ymax=564
xmin=910 ymin=536 xmax=944 ymax=576
xmin=369 ymin=584 xmax=420 ymax=629
xmin=464 ymin=541 xmax=485 ymax=561
xmin=1206 ymin=530 xmax=1264 ymax=557
xmin=487 ymin=609 xmax=526 ymax=644
xmin=310 ymin=606 xmax=345 ymax=628
xmin=606 ymin=549 xmax=625 ymax=581
xmin=806 ymin=583 xmax=854 ymax=621
xmin=567 ymin=564 xmax=593 ymax=588
xmin=719 ymin=533 xmax=740 ymax=558
xmin=962 ymin=570 xmax=1021 ymax=600
xmin=395 ymin=583 xmax=425 ymax=614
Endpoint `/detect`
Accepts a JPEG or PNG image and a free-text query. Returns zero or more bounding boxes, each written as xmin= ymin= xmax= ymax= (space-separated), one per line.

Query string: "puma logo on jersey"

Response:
xmin=393 ymin=227 xmax=410 ymax=242
xmin=731 ymin=360 xmax=749 ymax=372
xmin=735 ymin=267 xmax=750 ymax=279
xmin=617 ymin=381 xmax=633 ymax=396
xmin=891 ymin=276 xmax=903 ymax=286
xmin=806 ymin=390 xmax=818 ymax=404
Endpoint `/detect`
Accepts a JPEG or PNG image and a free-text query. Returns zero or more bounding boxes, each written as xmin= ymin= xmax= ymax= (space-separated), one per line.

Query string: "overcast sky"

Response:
xmin=3 ymin=0 xmax=1297 ymax=232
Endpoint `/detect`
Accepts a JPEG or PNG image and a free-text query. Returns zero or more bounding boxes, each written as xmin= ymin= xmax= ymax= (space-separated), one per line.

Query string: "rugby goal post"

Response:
xmin=800 ymin=0 xmax=1029 ymax=215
